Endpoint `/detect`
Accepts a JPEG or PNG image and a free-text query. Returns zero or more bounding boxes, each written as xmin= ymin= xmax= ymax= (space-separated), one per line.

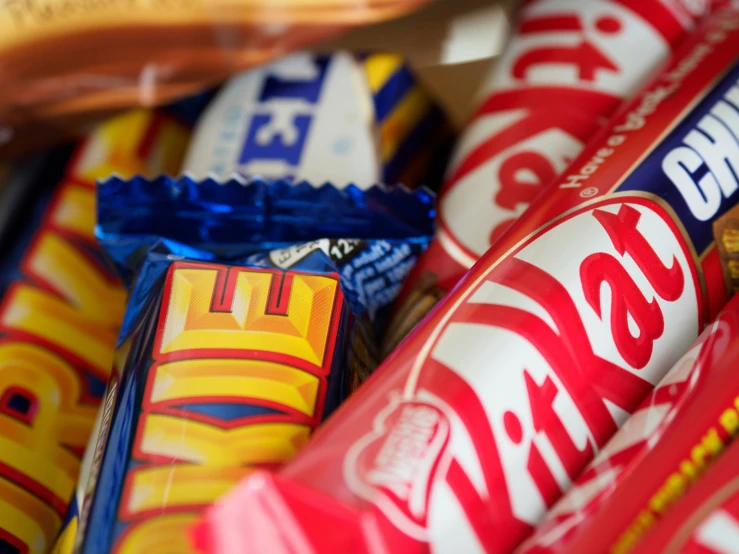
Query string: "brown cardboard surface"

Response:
xmin=319 ymin=0 xmax=520 ymax=126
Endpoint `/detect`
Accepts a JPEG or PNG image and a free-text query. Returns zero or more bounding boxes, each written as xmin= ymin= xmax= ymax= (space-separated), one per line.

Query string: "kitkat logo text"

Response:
xmin=438 ymin=0 xmax=678 ymax=268
xmin=520 ymin=307 xmax=737 ymax=553
xmin=350 ymin=197 xmax=701 ymax=553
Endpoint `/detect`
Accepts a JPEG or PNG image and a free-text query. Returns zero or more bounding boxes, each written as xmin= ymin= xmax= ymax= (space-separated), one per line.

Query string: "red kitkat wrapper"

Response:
xmin=382 ymin=0 xmax=709 ymax=351
xmin=629 ymin=437 xmax=739 ymax=554
xmin=517 ymin=293 xmax=739 ymax=554
xmin=194 ymin=9 xmax=739 ymax=554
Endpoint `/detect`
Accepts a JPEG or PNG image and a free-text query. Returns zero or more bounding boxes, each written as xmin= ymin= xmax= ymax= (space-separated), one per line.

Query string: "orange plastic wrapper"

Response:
xmin=0 ymin=0 xmax=429 ymax=158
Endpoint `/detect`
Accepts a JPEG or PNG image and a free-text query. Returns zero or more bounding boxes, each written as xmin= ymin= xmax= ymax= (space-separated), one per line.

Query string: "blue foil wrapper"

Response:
xmin=74 ymin=176 xmax=434 ymax=553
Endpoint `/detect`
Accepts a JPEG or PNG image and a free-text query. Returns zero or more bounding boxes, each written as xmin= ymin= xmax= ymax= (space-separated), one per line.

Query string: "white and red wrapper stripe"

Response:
xmin=517 ymin=293 xmax=739 ymax=554
xmin=400 ymin=0 xmax=705 ymax=298
xmin=193 ymin=9 xmax=739 ymax=554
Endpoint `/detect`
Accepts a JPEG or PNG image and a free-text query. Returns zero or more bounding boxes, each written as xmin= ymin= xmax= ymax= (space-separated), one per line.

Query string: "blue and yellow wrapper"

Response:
xmin=72 ymin=176 xmax=434 ymax=554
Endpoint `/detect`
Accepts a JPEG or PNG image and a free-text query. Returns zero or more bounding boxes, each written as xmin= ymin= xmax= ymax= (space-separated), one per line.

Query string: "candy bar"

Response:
xmin=518 ymin=292 xmax=739 ymax=554
xmin=194 ymin=9 xmax=739 ymax=554
xmin=630 ymin=435 xmax=739 ymax=554
xmin=383 ymin=0 xmax=709 ymax=353
xmin=548 ymin=322 xmax=739 ymax=553
xmin=71 ymin=177 xmax=434 ymax=553
xmin=0 ymin=109 xmax=189 ymax=554
xmin=183 ymin=52 xmax=451 ymax=190
xmin=49 ymin=398 xmax=105 ymax=554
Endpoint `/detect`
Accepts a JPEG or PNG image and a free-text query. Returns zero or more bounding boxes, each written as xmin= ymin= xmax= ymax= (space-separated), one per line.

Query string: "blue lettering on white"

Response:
xmin=239 ymin=56 xmax=331 ymax=169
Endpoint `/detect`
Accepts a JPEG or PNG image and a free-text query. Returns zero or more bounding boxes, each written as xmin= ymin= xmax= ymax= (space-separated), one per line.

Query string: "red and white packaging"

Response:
xmin=629 ymin=436 xmax=739 ymax=554
xmin=383 ymin=0 xmax=710 ymax=352
xmin=518 ymin=293 xmax=739 ymax=554
xmin=193 ymin=9 xmax=739 ymax=554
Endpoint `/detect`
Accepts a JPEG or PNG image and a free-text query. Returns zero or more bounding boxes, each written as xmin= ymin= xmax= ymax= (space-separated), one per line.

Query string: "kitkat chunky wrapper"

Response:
xmin=382 ymin=0 xmax=710 ymax=353
xmin=518 ymin=292 xmax=739 ymax=554
xmin=0 ymin=109 xmax=190 ymax=554
xmin=72 ymin=176 xmax=434 ymax=554
xmin=0 ymin=0 xmax=429 ymax=158
xmin=192 ymin=9 xmax=739 ymax=554
xmin=183 ymin=52 xmax=452 ymax=190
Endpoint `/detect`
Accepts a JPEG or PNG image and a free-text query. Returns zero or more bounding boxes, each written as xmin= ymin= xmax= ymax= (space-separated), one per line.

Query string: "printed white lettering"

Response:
xmin=663 ymin=146 xmax=722 ymax=221
xmin=663 ymin=81 xmax=739 ymax=220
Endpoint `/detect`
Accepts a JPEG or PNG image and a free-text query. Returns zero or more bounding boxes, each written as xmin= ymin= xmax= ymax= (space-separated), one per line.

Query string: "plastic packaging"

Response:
xmin=192 ymin=9 xmax=739 ymax=554
xmin=0 ymin=108 xmax=190 ymax=554
xmin=183 ymin=51 xmax=452 ymax=190
xmin=630 ymin=436 xmax=739 ymax=554
xmin=73 ymin=176 xmax=435 ymax=553
xmin=0 ymin=0 xmax=429 ymax=158
xmin=518 ymin=292 xmax=739 ymax=553
xmin=383 ymin=0 xmax=709 ymax=353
